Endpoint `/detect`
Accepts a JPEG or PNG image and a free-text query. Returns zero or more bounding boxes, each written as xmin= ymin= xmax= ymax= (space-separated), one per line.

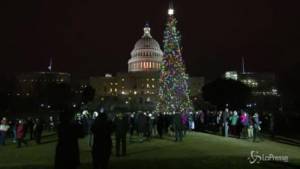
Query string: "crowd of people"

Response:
xmin=54 ymin=107 xmax=193 ymax=169
xmin=191 ymin=109 xmax=273 ymax=142
xmin=1 ymin=107 xmax=271 ymax=169
xmin=83 ymin=108 xmax=268 ymax=143
xmin=54 ymin=107 xmax=271 ymax=169
xmin=0 ymin=117 xmax=45 ymax=147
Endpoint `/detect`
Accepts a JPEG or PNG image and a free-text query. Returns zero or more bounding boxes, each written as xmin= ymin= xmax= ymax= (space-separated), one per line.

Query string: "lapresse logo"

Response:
xmin=248 ymin=151 xmax=289 ymax=164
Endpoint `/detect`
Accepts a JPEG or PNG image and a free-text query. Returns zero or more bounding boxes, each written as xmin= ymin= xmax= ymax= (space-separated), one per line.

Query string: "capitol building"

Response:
xmin=90 ymin=24 xmax=204 ymax=111
xmin=128 ymin=24 xmax=163 ymax=72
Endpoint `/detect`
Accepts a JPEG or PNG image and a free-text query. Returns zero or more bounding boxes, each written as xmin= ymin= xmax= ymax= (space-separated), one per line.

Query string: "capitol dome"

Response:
xmin=128 ymin=24 xmax=163 ymax=72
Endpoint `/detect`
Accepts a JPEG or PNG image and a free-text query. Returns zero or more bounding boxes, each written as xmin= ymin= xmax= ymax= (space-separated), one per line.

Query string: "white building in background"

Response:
xmin=128 ymin=24 xmax=163 ymax=72
xmin=224 ymin=71 xmax=279 ymax=96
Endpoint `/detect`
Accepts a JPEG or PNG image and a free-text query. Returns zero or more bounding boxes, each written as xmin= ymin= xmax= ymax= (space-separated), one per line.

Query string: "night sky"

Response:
xmin=2 ymin=0 xmax=300 ymax=80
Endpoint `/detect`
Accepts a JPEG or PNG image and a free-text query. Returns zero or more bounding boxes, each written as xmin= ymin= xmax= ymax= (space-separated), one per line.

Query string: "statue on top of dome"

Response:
xmin=143 ymin=22 xmax=152 ymax=38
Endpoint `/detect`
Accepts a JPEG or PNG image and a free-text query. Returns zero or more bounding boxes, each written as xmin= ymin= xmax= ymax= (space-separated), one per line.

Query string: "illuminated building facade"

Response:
xmin=17 ymin=72 xmax=71 ymax=97
xmin=128 ymin=24 xmax=163 ymax=72
xmin=90 ymin=24 xmax=205 ymax=111
xmin=224 ymin=71 xmax=279 ymax=96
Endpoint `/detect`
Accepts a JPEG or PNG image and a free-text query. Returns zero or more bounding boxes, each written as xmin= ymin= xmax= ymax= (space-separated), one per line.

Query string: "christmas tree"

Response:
xmin=156 ymin=4 xmax=194 ymax=114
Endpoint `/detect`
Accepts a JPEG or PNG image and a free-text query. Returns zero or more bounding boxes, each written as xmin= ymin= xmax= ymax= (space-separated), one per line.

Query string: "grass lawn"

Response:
xmin=0 ymin=132 xmax=300 ymax=169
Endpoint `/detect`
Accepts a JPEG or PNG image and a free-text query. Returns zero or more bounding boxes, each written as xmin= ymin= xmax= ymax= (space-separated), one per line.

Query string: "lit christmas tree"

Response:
xmin=156 ymin=3 xmax=194 ymax=113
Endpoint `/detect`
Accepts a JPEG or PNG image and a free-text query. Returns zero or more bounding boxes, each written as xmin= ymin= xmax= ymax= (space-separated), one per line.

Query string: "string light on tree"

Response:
xmin=156 ymin=2 xmax=194 ymax=114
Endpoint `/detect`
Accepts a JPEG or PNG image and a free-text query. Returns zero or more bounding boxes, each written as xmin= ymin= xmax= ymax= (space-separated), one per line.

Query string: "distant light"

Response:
xmin=47 ymin=105 xmax=51 ymax=109
xmin=100 ymin=108 xmax=104 ymax=113
xmin=40 ymin=104 xmax=45 ymax=107
xmin=105 ymin=74 xmax=112 ymax=78
xmin=93 ymin=111 xmax=99 ymax=118
xmin=73 ymin=104 xmax=77 ymax=108
xmin=82 ymin=110 xmax=88 ymax=115
xmin=168 ymin=8 xmax=174 ymax=15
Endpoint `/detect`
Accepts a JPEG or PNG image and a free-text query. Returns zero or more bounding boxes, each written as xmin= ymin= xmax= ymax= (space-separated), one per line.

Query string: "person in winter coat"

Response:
xmin=114 ymin=111 xmax=128 ymax=157
xmin=156 ymin=113 xmax=164 ymax=138
xmin=137 ymin=112 xmax=147 ymax=142
xmin=34 ymin=118 xmax=44 ymax=144
xmin=27 ymin=117 xmax=34 ymax=140
xmin=223 ymin=109 xmax=230 ymax=137
xmin=181 ymin=113 xmax=188 ymax=136
xmin=129 ymin=112 xmax=136 ymax=138
xmin=0 ymin=117 xmax=10 ymax=145
xmin=253 ymin=113 xmax=262 ymax=142
xmin=91 ymin=112 xmax=113 ymax=169
xmin=55 ymin=109 xmax=85 ymax=169
xmin=173 ymin=112 xmax=183 ymax=142
xmin=240 ymin=112 xmax=249 ymax=138
xmin=229 ymin=111 xmax=239 ymax=136
xmin=16 ymin=119 xmax=27 ymax=148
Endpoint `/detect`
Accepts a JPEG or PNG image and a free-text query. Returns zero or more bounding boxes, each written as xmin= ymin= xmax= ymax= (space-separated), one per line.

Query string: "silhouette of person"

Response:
xmin=34 ymin=118 xmax=44 ymax=144
xmin=91 ymin=112 xmax=113 ymax=169
xmin=55 ymin=109 xmax=85 ymax=169
xmin=114 ymin=110 xmax=128 ymax=157
xmin=157 ymin=113 xmax=164 ymax=138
